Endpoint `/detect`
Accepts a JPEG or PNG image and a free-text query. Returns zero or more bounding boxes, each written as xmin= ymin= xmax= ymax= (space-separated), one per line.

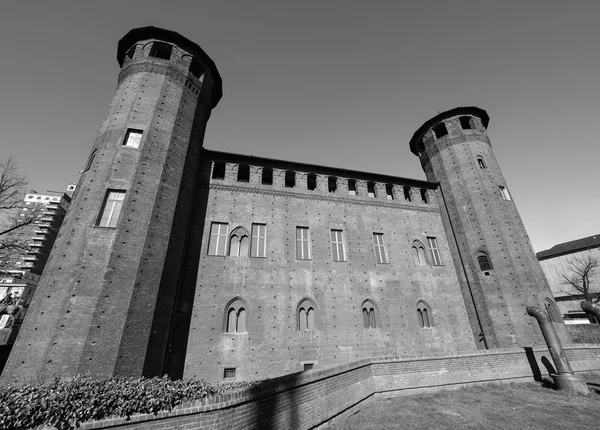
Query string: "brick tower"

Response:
xmin=410 ymin=107 xmax=569 ymax=349
xmin=1 ymin=27 xmax=222 ymax=385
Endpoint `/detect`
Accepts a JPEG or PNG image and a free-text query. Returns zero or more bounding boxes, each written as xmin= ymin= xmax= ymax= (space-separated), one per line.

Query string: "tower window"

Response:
xmin=223 ymin=298 xmax=248 ymax=333
xmin=386 ymin=184 xmax=394 ymax=200
xmin=417 ymin=300 xmax=433 ymax=328
xmin=208 ymin=222 xmax=228 ymax=256
xmin=212 ymin=161 xmax=225 ymax=180
xmin=427 ymin=237 xmax=442 ymax=266
xmin=303 ymin=363 xmax=314 ymax=371
xmin=122 ymin=129 xmax=143 ymax=148
xmin=362 ymin=301 xmax=378 ymax=329
xmin=237 ymin=164 xmax=250 ymax=182
xmin=328 ymin=176 xmax=337 ymax=193
xmin=298 ymin=299 xmax=317 ymax=331
xmin=125 ymin=46 xmax=136 ymax=59
xmin=499 ymin=185 xmax=511 ymax=201
xmin=348 ymin=180 xmax=357 ymax=196
xmin=97 ymin=190 xmax=125 ymax=228
xmin=420 ymin=189 xmax=428 ymax=204
xmin=307 ymin=173 xmax=317 ymax=190
xmin=477 ymin=253 xmax=492 ymax=272
xmin=228 ymin=227 xmax=249 ymax=257
xmin=330 ymin=229 xmax=346 ymax=262
xmin=223 ymin=368 xmax=236 ymax=379
xmin=189 ymin=58 xmax=205 ymax=79
xmin=373 ymin=233 xmax=389 ymax=264
xmin=149 ymin=42 xmax=172 ymax=60
xmin=367 ymin=182 xmax=377 ymax=198
xmin=477 ymin=158 xmax=486 ymax=169
xmin=411 ymin=240 xmax=427 ymax=266
xmin=250 ymin=223 xmax=266 ymax=258
xmin=459 ymin=116 xmax=473 ymax=130
xmin=545 ymin=298 xmax=562 ymax=323
xmin=84 ymin=149 xmax=97 ymax=172
xmin=261 ymin=167 xmax=273 ymax=185
xmin=285 ymin=170 xmax=296 ymax=188
xmin=296 ymin=227 xmax=311 ymax=260
xmin=433 ymin=123 xmax=448 ymax=139
xmin=403 ymin=186 xmax=412 ymax=202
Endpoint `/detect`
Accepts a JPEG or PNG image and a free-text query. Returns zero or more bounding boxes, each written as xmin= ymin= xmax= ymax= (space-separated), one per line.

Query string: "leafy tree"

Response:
xmin=560 ymin=254 xmax=600 ymax=302
xmin=0 ymin=157 xmax=39 ymax=271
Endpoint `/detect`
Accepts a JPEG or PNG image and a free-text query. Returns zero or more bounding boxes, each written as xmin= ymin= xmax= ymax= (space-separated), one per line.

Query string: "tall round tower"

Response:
xmin=410 ymin=107 xmax=569 ymax=349
xmin=1 ymin=27 xmax=222 ymax=385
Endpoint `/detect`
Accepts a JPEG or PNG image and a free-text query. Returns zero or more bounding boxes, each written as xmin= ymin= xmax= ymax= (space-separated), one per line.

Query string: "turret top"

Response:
xmin=117 ymin=26 xmax=223 ymax=109
xmin=409 ymin=106 xmax=489 ymax=156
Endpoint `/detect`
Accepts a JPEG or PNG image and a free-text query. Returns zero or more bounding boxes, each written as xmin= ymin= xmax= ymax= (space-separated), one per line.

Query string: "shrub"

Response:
xmin=0 ymin=375 xmax=253 ymax=430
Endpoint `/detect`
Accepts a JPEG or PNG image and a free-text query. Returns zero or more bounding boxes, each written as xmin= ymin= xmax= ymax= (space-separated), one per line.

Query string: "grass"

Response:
xmin=331 ymin=377 xmax=600 ymax=429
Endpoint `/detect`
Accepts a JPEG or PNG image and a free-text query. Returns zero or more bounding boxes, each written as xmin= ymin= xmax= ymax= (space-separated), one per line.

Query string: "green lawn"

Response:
xmin=332 ymin=378 xmax=600 ymax=429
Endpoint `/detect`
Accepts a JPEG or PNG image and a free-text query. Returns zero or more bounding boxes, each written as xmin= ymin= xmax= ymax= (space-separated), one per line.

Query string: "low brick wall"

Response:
xmin=71 ymin=345 xmax=600 ymax=430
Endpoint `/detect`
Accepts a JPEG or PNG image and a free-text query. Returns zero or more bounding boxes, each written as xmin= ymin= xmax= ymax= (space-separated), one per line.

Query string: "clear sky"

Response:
xmin=0 ymin=1 xmax=598 ymax=252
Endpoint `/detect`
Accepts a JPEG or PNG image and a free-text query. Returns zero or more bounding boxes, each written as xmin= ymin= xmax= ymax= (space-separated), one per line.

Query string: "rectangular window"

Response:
xmin=251 ymin=223 xmax=267 ymax=257
xmin=499 ymin=185 xmax=511 ymax=201
xmin=348 ymin=180 xmax=357 ymax=196
xmin=367 ymin=182 xmax=376 ymax=198
xmin=331 ymin=229 xmax=346 ymax=262
xmin=386 ymin=184 xmax=394 ymax=200
xmin=296 ymin=227 xmax=311 ymax=260
xmin=427 ymin=237 xmax=442 ymax=266
xmin=223 ymin=368 xmax=236 ymax=379
xmin=123 ymin=129 xmax=143 ymax=148
xmin=208 ymin=222 xmax=228 ymax=256
xmin=373 ymin=233 xmax=389 ymax=264
xmin=97 ymin=190 xmax=126 ymax=228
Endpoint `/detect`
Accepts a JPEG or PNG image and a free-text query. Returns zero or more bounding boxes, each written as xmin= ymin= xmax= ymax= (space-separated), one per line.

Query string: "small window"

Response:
xmin=149 ymin=42 xmax=172 ymax=60
xmin=433 ymin=123 xmax=448 ymax=139
xmin=373 ymin=233 xmax=389 ymax=264
xmin=459 ymin=116 xmax=473 ymax=130
xmin=208 ymin=222 xmax=228 ymax=256
xmin=477 ymin=253 xmax=492 ymax=272
xmin=427 ymin=237 xmax=442 ymax=266
xmin=328 ymin=176 xmax=337 ymax=193
xmin=296 ymin=227 xmax=311 ymax=260
xmin=122 ymin=129 xmax=143 ymax=148
xmin=189 ymin=58 xmax=205 ymax=79
xmin=420 ymin=189 xmax=428 ymax=204
xmin=125 ymin=46 xmax=136 ymax=59
xmin=403 ymin=186 xmax=412 ymax=202
xmin=298 ymin=299 xmax=317 ymax=331
xmin=229 ymin=227 xmax=249 ymax=257
xmin=212 ymin=161 xmax=225 ymax=180
xmin=499 ymin=186 xmax=511 ymax=201
xmin=362 ymin=300 xmax=378 ymax=329
xmin=84 ymin=149 xmax=97 ymax=172
xmin=331 ymin=229 xmax=346 ymax=262
xmin=348 ymin=180 xmax=357 ymax=196
xmin=261 ymin=167 xmax=273 ymax=185
xmin=250 ymin=223 xmax=266 ymax=258
xmin=97 ymin=190 xmax=126 ymax=228
xmin=223 ymin=368 xmax=236 ymax=379
xmin=224 ymin=298 xmax=248 ymax=333
xmin=367 ymin=182 xmax=376 ymax=198
xmin=411 ymin=241 xmax=427 ymax=266
xmin=545 ymin=298 xmax=562 ymax=323
xmin=417 ymin=301 xmax=433 ymax=328
xmin=386 ymin=184 xmax=394 ymax=200
xmin=303 ymin=363 xmax=314 ymax=371
xmin=237 ymin=164 xmax=250 ymax=182
xmin=477 ymin=158 xmax=486 ymax=169
xmin=285 ymin=171 xmax=296 ymax=188
xmin=307 ymin=173 xmax=317 ymax=191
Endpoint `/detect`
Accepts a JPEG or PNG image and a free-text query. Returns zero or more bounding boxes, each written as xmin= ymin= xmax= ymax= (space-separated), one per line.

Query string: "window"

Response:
xmin=403 ymin=186 xmax=411 ymax=201
xmin=373 ymin=233 xmax=389 ymax=264
xmin=420 ymin=189 xmax=428 ymax=203
xmin=208 ymin=222 xmax=228 ymax=256
xmin=250 ymin=223 xmax=266 ymax=258
xmin=386 ymin=184 xmax=394 ymax=200
xmin=125 ymin=45 xmax=136 ymax=59
xmin=298 ymin=299 xmax=317 ymax=331
xmin=499 ymin=185 xmax=511 ymax=201
xmin=122 ymin=129 xmax=143 ymax=148
xmin=149 ymin=42 xmax=172 ymax=60
xmin=303 ymin=363 xmax=314 ymax=371
xmin=328 ymin=176 xmax=337 ymax=193
xmin=477 ymin=253 xmax=492 ymax=272
xmin=261 ymin=167 xmax=273 ymax=185
xmin=545 ymin=298 xmax=562 ymax=323
xmin=189 ymin=58 xmax=205 ymax=79
xmin=285 ymin=171 xmax=295 ymax=188
xmin=362 ymin=300 xmax=378 ymax=329
xmin=348 ymin=179 xmax=357 ymax=195
xmin=229 ymin=227 xmax=249 ymax=257
xmin=427 ymin=237 xmax=442 ymax=265
xmin=330 ymin=229 xmax=346 ymax=262
xmin=223 ymin=368 xmax=236 ymax=379
xmin=212 ymin=161 xmax=225 ymax=180
xmin=417 ymin=300 xmax=433 ymax=328
xmin=459 ymin=116 xmax=473 ymax=130
xmin=237 ymin=164 xmax=250 ymax=182
xmin=224 ymin=298 xmax=248 ymax=333
xmin=433 ymin=122 xmax=448 ymax=139
xmin=411 ymin=241 xmax=427 ymax=266
xmin=97 ymin=190 xmax=125 ymax=228
xmin=84 ymin=149 xmax=97 ymax=172
xmin=477 ymin=157 xmax=486 ymax=169
xmin=296 ymin=227 xmax=311 ymax=260
xmin=307 ymin=173 xmax=317 ymax=190
xmin=367 ymin=182 xmax=377 ymax=198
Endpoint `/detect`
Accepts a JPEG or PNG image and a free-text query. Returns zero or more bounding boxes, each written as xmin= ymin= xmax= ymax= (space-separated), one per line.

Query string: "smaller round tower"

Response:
xmin=410 ymin=107 xmax=569 ymax=349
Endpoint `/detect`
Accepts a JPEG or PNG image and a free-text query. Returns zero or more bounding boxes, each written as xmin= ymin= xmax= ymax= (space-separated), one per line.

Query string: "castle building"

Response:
xmin=0 ymin=27 xmax=568 ymax=385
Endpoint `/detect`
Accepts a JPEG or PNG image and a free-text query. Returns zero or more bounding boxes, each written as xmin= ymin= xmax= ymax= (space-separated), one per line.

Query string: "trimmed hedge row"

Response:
xmin=0 ymin=375 xmax=253 ymax=430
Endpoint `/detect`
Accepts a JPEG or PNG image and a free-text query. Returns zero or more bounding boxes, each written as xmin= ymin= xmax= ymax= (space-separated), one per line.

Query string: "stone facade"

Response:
xmin=0 ymin=27 xmax=567 ymax=386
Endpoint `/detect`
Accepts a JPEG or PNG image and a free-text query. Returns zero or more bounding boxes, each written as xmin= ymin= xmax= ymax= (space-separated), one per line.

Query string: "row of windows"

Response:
xmin=212 ymin=162 xmax=430 ymax=203
xmin=224 ymin=298 xmax=434 ymax=333
xmin=208 ymin=222 xmax=443 ymax=266
xmin=432 ymin=116 xmax=476 ymax=140
xmin=125 ymin=41 xmax=205 ymax=80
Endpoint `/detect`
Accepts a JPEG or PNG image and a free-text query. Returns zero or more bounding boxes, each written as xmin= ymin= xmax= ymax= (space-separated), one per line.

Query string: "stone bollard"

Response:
xmin=526 ymin=306 xmax=588 ymax=394
xmin=580 ymin=301 xmax=600 ymax=325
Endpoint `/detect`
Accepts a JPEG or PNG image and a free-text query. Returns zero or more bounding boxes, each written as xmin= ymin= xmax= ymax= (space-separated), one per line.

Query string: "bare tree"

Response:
xmin=0 ymin=157 xmax=38 ymax=271
xmin=560 ymin=254 xmax=600 ymax=302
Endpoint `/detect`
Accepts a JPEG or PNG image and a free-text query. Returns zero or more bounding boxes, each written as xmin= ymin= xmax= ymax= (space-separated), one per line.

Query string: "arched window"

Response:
xmin=84 ymin=149 xmax=97 ymax=172
xmin=545 ymin=298 xmax=562 ymax=323
xmin=361 ymin=299 xmax=378 ymax=329
xmin=228 ymin=226 xmax=249 ymax=257
xmin=297 ymin=298 xmax=317 ymax=332
xmin=417 ymin=300 xmax=433 ymax=328
xmin=477 ymin=157 xmax=486 ymax=169
xmin=411 ymin=240 xmax=427 ymax=266
xmin=223 ymin=298 xmax=248 ymax=333
xmin=476 ymin=252 xmax=493 ymax=272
